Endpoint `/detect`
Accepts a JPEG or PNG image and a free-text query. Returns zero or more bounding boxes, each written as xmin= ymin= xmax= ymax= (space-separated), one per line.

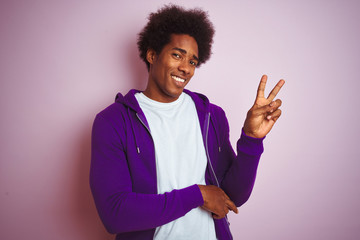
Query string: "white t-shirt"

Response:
xmin=135 ymin=92 xmax=216 ymax=240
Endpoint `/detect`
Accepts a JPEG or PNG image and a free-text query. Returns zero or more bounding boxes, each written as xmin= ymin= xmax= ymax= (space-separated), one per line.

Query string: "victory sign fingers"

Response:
xmin=244 ymin=75 xmax=285 ymax=138
xmin=255 ymin=75 xmax=285 ymax=104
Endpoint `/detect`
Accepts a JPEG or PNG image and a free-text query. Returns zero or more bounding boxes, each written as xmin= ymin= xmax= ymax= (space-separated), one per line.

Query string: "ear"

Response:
xmin=146 ymin=49 xmax=157 ymax=65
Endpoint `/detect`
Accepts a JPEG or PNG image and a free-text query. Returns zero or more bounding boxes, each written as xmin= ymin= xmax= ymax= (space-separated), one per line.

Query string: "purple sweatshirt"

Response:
xmin=90 ymin=89 xmax=264 ymax=240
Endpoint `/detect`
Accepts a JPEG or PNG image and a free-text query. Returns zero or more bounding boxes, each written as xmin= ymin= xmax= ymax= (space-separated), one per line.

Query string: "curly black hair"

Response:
xmin=137 ymin=4 xmax=215 ymax=70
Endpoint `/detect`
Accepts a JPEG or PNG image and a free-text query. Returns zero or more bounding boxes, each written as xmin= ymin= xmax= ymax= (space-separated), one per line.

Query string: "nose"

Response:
xmin=178 ymin=60 xmax=191 ymax=75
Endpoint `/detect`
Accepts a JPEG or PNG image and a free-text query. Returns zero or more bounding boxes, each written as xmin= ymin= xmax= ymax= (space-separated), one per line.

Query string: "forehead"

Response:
xmin=163 ymin=34 xmax=199 ymax=57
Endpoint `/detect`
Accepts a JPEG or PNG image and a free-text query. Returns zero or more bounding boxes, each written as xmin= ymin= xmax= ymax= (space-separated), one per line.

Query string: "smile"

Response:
xmin=171 ymin=75 xmax=185 ymax=83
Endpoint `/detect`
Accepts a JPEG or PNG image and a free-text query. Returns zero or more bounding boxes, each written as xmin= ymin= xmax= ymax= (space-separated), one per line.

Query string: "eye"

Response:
xmin=190 ymin=60 xmax=198 ymax=66
xmin=172 ymin=53 xmax=181 ymax=58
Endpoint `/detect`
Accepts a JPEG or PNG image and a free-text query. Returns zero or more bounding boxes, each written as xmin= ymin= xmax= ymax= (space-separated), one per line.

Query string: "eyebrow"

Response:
xmin=172 ymin=47 xmax=199 ymax=61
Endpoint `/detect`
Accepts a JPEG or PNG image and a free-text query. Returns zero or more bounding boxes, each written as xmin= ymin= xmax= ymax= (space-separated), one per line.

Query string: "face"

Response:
xmin=144 ymin=34 xmax=199 ymax=103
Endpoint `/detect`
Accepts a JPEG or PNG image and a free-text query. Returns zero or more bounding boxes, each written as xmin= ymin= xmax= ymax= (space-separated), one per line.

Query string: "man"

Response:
xmin=90 ymin=5 xmax=284 ymax=240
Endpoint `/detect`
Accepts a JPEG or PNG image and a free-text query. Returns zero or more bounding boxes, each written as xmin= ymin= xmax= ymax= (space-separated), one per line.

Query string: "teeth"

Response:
xmin=172 ymin=75 xmax=185 ymax=83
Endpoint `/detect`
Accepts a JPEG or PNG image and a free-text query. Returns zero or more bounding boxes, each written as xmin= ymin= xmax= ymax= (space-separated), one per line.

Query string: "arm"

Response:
xmin=90 ymin=114 xmax=204 ymax=234
xmin=220 ymin=126 xmax=264 ymax=206
xmin=220 ymin=75 xmax=285 ymax=206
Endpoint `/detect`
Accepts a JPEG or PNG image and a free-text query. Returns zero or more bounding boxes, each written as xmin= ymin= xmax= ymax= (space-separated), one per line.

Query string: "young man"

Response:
xmin=90 ymin=5 xmax=284 ymax=240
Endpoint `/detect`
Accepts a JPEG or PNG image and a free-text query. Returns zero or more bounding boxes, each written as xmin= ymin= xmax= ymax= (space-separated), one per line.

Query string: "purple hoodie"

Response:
xmin=90 ymin=89 xmax=264 ymax=240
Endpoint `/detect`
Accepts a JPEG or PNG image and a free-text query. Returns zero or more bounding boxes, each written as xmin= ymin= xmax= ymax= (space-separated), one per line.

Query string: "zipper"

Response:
xmin=136 ymin=113 xmax=152 ymax=135
xmin=136 ymin=112 xmax=158 ymax=240
xmin=205 ymin=112 xmax=233 ymax=239
xmin=205 ymin=113 xmax=220 ymax=187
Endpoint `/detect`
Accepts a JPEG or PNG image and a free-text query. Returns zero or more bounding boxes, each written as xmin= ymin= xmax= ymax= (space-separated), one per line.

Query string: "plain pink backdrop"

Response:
xmin=1 ymin=0 xmax=359 ymax=239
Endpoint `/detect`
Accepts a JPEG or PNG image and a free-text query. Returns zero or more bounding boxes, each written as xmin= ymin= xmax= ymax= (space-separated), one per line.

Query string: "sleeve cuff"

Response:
xmin=179 ymin=184 xmax=204 ymax=212
xmin=237 ymin=128 xmax=265 ymax=156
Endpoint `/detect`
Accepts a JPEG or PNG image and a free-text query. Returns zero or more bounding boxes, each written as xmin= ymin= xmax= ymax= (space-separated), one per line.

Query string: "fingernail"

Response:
xmin=270 ymin=101 xmax=275 ymax=107
xmin=267 ymin=115 xmax=272 ymax=120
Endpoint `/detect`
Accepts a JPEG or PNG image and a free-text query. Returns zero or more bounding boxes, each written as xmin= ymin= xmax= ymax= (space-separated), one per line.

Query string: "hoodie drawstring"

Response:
xmin=127 ymin=107 xmax=140 ymax=154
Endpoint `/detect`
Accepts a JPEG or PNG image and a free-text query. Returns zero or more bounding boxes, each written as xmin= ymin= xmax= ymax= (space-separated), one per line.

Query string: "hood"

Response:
xmin=115 ymin=89 xmax=143 ymax=112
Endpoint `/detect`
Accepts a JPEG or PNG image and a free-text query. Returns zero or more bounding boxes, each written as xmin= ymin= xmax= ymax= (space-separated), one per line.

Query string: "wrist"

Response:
xmin=242 ymin=128 xmax=258 ymax=138
xmin=197 ymin=185 xmax=206 ymax=205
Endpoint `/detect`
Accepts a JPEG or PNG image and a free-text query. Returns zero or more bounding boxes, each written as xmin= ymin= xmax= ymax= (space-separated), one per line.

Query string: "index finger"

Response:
xmin=256 ymin=75 xmax=268 ymax=99
xmin=226 ymin=199 xmax=238 ymax=214
xmin=267 ymin=79 xmax=285 ymax=101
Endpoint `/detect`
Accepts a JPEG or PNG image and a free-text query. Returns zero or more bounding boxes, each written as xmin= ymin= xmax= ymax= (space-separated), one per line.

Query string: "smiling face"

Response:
xmin=144 ymin=34 xmax=199 ymax=103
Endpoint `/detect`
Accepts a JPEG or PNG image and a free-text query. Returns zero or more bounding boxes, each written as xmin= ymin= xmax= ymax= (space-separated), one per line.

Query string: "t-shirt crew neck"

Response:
xmin=136 ymin=92 xmax=185 ymax=110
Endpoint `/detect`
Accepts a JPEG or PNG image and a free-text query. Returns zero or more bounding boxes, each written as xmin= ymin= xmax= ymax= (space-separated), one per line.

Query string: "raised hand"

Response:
xmin=198 ymin=185 xmax=238 ymax=219
xmin=243 ymin=75 xmax=285 ymax=138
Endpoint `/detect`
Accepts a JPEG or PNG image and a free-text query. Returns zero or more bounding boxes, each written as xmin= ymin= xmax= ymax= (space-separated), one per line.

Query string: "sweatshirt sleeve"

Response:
xmin=216 ymin=109 xmax=265 ymax=207
xmin=90 ymin=114 xmax=204 ymax=234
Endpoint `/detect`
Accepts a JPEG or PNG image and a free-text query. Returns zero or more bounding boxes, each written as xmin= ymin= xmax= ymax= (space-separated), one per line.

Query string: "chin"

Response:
xmin=166 ymin=89 xmax=183 ymax=99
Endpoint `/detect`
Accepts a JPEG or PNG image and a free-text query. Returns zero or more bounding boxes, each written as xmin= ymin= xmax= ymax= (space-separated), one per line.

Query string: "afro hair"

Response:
xmin=137 ymin=4 xmax=215 ymax=70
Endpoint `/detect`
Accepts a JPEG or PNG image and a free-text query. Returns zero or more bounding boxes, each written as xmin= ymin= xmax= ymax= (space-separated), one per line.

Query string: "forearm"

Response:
xmin=221 ymin=130 xmax=264 ymax=206
xmin=90 ymin=180 xmax=203 ymax=233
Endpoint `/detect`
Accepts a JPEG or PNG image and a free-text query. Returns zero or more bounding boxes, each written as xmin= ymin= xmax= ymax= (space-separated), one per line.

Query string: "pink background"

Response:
xmin=1 ymin=0 xmax=359 ymax=239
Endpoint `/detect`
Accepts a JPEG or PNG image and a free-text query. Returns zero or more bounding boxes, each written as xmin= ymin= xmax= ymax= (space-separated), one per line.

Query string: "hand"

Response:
xmin=198 ymin=185 xmax=238 ymax=219
xmin=243 ymin=75 xmax=285 ymax=138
